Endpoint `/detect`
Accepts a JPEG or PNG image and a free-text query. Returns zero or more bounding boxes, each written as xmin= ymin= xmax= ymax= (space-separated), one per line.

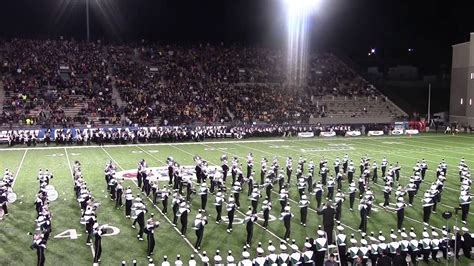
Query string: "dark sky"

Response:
xmin=0 ymin=0 xmax=473 ymax=73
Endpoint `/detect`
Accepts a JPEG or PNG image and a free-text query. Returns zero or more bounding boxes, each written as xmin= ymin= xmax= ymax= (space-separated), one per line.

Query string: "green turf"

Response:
xmin=1 ymin=134 xmax=474 ymax=265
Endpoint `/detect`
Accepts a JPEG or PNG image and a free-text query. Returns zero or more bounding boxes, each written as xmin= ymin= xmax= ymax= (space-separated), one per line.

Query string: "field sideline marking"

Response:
xmin=64 ymin=148 xmax=96 ymax=258
xmin=0 ymin=139 xmax=285 ymax=152
xmin=137 ymin=145 xmax=297 ymax=250
xmin=11 ymin=149 xmax=28 ymax=188
xmin=99 ymin=147 xmax=204 ymax=260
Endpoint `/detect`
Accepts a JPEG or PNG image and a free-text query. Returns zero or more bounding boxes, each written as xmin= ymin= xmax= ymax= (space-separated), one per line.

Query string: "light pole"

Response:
xmin=86 ymin=0 xmax=90 ymax=42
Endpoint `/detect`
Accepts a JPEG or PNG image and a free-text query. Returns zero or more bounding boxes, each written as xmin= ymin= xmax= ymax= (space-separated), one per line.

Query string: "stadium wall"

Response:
xmin=450 ymin=33 xmax=474 ymax=126
xmin=309 ymin=117 xmax=396 ymax=124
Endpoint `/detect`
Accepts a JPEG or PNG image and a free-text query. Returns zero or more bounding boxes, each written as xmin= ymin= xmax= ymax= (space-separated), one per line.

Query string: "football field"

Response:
xmin=1 ymin=133 xmax=473 ymax=265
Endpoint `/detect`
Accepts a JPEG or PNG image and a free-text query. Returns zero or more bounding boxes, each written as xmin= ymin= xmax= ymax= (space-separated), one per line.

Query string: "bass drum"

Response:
xmin=47 ymin=190 xmax=59 ymax=202
xmin=7 ymin=192 xmax=17 ymax=203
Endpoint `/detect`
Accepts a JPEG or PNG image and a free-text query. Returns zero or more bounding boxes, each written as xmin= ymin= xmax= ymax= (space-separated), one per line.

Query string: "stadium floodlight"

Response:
xmin=283 ymin=0 xmax=321 ymax=14
xmin=284 ymin=0 xmax=321 ymax=87
xmin=86 ymin=0 xmax=90 ymax=42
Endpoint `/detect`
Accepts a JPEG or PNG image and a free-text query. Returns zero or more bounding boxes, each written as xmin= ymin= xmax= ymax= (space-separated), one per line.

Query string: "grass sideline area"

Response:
xmin=1 ymin=133 xmax=473 ymax=265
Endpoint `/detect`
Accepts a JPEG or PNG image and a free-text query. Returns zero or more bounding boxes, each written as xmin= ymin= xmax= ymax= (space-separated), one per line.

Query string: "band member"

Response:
xmin=167 ymin=159 xmax=174 ymax=185
xmin=348 ymin=182 xmax=357 ymax=211
xmin=314 ymin=230 xmax=328 ymax=265
xmin=420 ymin=229 xmax=431 ymax=263
xmin=334 ymin=190 xmax=345 ymax=221
xmin=160 ymin=185 xmax=169 ymax=214
xmin=406 ymin=179 xmax=417 ymax=206
xmin=232 ymin=182 xmax=242 ymax=208
xmin=108 ymin=176 xmax=117 ymax=200
xmin=396 ymin=197 xmax=407 ymax=230
xmin=313 ymin=181 xmax=324 ymax=209
xmin=286 ymin=157 xmax=293 ymax=184
xmin=115 ymin=181 xmax=123 ymax=209
xmin=124 ymin=187 xmax=133 ymax=218
xmin=381 ymin=157 xmax=388 ymax=177
xmin=408 ymin=228 xmax=419 ymax=264
xmin=31 ymin=231 xmax=47 ymax=266
xmin=244 ymin=208 xmax=258 ymax=247
xmin=297 ymin=177 xmax=306 ymax=198
xmin=172 ymin=192 xmax=183 ymax=226
xmin=177 ymin=202 xmax=190 ymax=235
xmin=193 ymin=211 xmax=208 ymax=250
xmin=93 ymin=223 xmax=106 ymax=264
xmin=358 ymin=199 xmax=368 ymax=233
xmin=347 ymin=161 xmax=355 ymax=184
xmin=299 ymin=194 xmax=310 ymax=227
xmin=261 ymin=199 xmax=271 ymax=229
xmin=220 ymin=158 xmax=229 ymax=183
xmin=317 ymin=202 xmax=336 ymax=244
xmin=320 ymin=163 xmax=329 ymax=185
xmin=264 ymin=177 xmax=274 ymax=201
xmin=137 ymin=159 xmax=147 ymax=188
xmin=246 ymin=186 xmax=259 ymax=213
xmin=462 ymin=227 xmax=473 ymax=259
xmin=279 ymin=189 xmax=289 ymax=213
xmin=460 ymin=190 xmax=471 ymax=224
xmin=372 ymin=161 xmax=378 ymax=183
xmin=261 ymin=159 xmax=267 ymax=185
xmin=430 ymin=230 xmax=440 ymax=262
xmin=280 ymin=206 xmax=294 ymax=241
xmin=214 ymin=192 xmax=224 ymax=223
xmin=83 ymin=206 xmax=97 ymax=245
xmin=132 ymin=196 xmax=147 ymax=240
xmin=422 ymin=191 xmax=434 ymax=225
xmin=336 ymin=224 xmax=348 ymax=266
xmin=226 ymin=250 xmax=235 ymax=265
xmin=388 ymin=230 xmax=400 ymax=257
xmin=145 ymin=213 xmax=160 ymax=258
xmin=227 ymin=196 xmax=236 ymax=233
xmin=199 ymin=183 xmax=208 ymax=211
xmin=383 ymin=183 xmax=392 ymax=207
xmin=327 ymin=177 xmax=335 ymax=200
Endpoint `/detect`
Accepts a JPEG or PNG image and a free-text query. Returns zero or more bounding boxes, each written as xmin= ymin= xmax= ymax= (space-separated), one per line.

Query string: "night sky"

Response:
xmin=0 ymin=0 xmax=473 ymax=73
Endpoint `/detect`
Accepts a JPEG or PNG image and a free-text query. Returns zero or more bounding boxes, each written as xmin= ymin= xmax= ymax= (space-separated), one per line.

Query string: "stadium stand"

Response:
xmin=0 ymin=39 xmax=407 ymax=128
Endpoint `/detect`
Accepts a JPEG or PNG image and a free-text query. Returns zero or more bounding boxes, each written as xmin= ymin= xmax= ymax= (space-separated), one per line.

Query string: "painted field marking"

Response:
xmin=11 ymin=150 xmax=28 ymax=188
xmin=0 ymin=139 xmax=285 ymax=151
xmin=64 ymin=148 xmax=96 ymax=257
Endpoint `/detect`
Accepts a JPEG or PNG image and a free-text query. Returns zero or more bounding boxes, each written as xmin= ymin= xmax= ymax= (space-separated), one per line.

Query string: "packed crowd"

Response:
xmin=1 ymin=39 xmax=402 ymax=128
xmin=0 ymin=39 xmax=118 ymax=127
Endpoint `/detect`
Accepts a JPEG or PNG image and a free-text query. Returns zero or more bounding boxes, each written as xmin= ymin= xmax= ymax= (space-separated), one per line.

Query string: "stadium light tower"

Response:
xmin=284 ymin=0 xmax=321 ymax=88
xmin=86 ymin=0 xmax=90 ymax=42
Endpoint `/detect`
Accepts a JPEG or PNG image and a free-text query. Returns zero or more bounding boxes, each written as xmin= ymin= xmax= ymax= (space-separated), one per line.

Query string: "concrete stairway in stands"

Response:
xmin=0 ymin=81 xmax=5 ymax=110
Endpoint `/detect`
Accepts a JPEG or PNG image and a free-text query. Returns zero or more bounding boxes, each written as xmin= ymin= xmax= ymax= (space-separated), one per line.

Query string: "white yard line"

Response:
xmin=65 ymin=148 xmax=96 ymax=258
xmin=100 ymin=147 xmax=204 ymax=259
xmin=11 ymin=149 xmax=27 ymax=188
xmin=0 ymin=139 xmax=285 ymax=152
